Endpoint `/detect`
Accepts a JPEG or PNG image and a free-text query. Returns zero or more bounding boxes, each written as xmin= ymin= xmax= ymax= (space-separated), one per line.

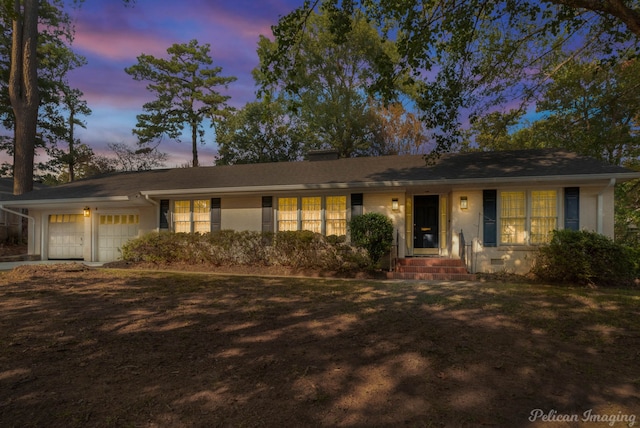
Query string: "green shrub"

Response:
xmin=271 ymin=230 xmax=319 ymax=268
xmin=120 ymin=231 xmax=181 ymax=263
xmin=348 ymin=212 xmax=394 ymax=265
xmin=532 ymin=229 xmax=638 ymax=287
xmin=120 ymin=230 xmax=369 ymax=272
xmin=205 ymin=230 xmax=270 ymax=265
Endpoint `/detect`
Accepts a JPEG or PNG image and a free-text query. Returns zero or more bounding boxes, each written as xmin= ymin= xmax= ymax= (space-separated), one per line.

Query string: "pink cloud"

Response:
xmin=71 ymin=3 xmax=174 ymax=61
xmin=62 ymin=0 xmax=301 ymax=167
xmin=73 ymin=27 xmax=171 ymax=61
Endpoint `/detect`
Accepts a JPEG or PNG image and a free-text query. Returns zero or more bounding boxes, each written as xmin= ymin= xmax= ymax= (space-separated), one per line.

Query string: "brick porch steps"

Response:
xmin=387 ymin=257 xmax=476 ymax=281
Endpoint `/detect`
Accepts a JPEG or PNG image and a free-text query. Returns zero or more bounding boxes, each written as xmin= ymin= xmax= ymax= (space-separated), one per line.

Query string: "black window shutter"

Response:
xmin=483 ymin=190 xmax=497 ymax=247
xmin=159 ymin=199 xmax=170 ymax=229
xmin=262 ymin=196 xmax=273 ymax=233
xmin=211 ymin=198 xmax=221 ymax=232
xmin=564 ymin=187 xmax=580 ymax=231
xmin=351 ymin=193 xmax=363 ymax=217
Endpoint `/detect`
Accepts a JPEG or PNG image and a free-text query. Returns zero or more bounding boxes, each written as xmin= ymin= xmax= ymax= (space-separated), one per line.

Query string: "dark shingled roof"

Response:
xmin=3 ymin=149 xmax=638 ymax=203
xmin=0 ymin=178 xmax=14 ymax=196
xmin=0 ymin=178 xmax=46 ymax=198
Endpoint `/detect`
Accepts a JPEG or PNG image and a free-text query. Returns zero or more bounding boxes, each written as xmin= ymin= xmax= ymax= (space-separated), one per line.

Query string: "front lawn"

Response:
xmin=1 ymin=264 xmax=638 ymax=427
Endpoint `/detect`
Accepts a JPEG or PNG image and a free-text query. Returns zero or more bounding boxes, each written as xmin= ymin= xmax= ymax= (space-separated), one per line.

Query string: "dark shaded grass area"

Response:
xmin=1 ymin=265 xmax=639 ymax=427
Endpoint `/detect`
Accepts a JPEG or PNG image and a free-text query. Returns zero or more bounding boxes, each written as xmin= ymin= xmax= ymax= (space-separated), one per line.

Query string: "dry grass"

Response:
xmin=1 ymin=264 xmax=639 ymax=427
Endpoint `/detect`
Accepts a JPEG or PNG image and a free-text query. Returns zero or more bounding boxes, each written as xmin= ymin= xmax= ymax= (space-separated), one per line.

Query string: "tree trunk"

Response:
xmin=68 ymin=106 xmax=75 ymax=182
xmin=9 ymin=0 xmax=40 ymax=195
xmin=191 ymin=121 xmax=199 ymax=167
xmin=553 ymin=0 xmax=640 ymax=37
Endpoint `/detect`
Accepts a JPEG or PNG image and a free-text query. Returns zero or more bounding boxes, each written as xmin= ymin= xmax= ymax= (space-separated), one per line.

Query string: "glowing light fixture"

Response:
xmin=392 ymin=198 xmax=399 ymax=211
xmin=460 ymin=196 xmax=468 ymax=210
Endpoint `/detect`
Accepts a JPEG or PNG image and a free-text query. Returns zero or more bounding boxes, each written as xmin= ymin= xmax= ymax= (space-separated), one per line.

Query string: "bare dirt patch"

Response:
xmin=1 ymin=264 xmax=639 ymax=427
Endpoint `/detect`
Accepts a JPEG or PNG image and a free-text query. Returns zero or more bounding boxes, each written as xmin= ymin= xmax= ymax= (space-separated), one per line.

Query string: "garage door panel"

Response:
xmin=49 ymin=214 xmax=84 ymax=260
xmin=98 ymin=214 xmax=139 ymax=262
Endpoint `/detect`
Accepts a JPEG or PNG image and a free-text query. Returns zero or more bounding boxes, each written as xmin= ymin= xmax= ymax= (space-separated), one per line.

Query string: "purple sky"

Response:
xmin=66 ymin=0 xmax=301 ymax=167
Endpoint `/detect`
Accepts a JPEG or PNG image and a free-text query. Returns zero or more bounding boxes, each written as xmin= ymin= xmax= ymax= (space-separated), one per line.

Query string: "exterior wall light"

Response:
xmin=83 ymin=206 xmax=91 ymax=217
xmin=460 ymin=196 xmax=468 ymax=210
xmin=392 ymin=198 xmax=399 ymax=211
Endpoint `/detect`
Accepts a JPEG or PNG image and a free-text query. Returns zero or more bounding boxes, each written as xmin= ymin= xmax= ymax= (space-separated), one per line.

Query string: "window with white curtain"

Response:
xmin=499 ymin=190 xmax=558 ymax=245
xmin=277 ymin=197 xmax=298 ymax=231
xmin=500 ymin=191 xmax=526 ymax=244
xmin=530 ymin=190 xmax=557 ymax=244
xmin=173 ymin=201 xmax=191 ymax=233
xmin=326 ymin=196 xmax=347 ymax=236
xmin=277 ymin=196 xmax=347 ymax=236
xmin=301 ymin=197 xmax=322 ymax=233
xmin=173 ymin=199 xmax=210 ymax=233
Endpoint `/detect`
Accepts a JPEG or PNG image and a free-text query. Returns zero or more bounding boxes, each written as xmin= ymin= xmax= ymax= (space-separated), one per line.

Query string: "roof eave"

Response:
xmin=0 ymin=195 xmax=132 ymax=207
xmin=2 ymin=172 xmax=637 ymax=205
xmin=140 ymin=172 xmax=640 ymax=196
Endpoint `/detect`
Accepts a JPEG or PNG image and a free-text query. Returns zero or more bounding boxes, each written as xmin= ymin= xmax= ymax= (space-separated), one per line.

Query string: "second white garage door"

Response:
xmin=98 ymin=214 xmax=139 ymax=262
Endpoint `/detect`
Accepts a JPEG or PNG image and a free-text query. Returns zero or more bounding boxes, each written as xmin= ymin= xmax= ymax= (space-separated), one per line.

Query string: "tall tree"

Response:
xmin=125 ymin=39 xmax=236 ymax=167
xmin=107 ymin=142 xmax=167 ymax=172
xmin=40 ymin=142 xmax=167 ymax=184
xmin=532 ymin=59 xmax=640 ymax=165
xmin=465 ymin=110 xmax=544 ymax=152
xmin=37 ymin=37 xmax=91 ymax=183
xmin=469 ymin=59 xmax=640 ymax=166
xmin=8 ymin=0 xmax=40 ymax=195
xmin=216 ymin=97 xmax=307 ymax=165
xmin=0 ymin=7 xmax=89 ymax=184
xmin=39 ymin=142 xmax=95 ymax=184
xmin=257 ymin=9 xmax=408 ymax=158
xmin=36 ymin=86 xmax=91 ymax=182
xmin=265 ymin=0 xmax=640 ymax=156
xmin=4 ymin=0 xmax=133 ymax=194
xmin=375 ymin=102 xmax=430 ymax=155
xmin=59 ymin=87 xmax=91 ymax=181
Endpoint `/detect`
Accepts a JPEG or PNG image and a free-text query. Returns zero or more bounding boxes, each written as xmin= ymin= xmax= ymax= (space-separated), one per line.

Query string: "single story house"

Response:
xmin=1 ymin=149 xmax=638 ymax=274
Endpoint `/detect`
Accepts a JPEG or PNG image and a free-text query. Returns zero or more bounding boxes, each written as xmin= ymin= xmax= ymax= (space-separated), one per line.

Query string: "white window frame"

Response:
xmin=498 ymin=189 xmax=559 ymax=245
xmin=276 ymin=196 xmax=347 ymax=236
xmin=172 ymin=199 xmax=211 ymax=234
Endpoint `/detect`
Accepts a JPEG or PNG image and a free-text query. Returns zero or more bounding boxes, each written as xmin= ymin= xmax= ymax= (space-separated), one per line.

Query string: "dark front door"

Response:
xmin=414 ymin=195 xmax=439 ymax=251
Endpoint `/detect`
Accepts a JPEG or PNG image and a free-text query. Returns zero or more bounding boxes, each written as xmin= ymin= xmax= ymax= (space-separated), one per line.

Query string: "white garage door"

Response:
xmin=49 ymin=214 xmax=84 ymax=259
xmin=98 ymin=214 xmax=140 ymax=262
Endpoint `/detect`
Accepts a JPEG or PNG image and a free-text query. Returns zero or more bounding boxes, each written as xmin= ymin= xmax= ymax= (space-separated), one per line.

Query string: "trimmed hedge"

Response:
xmin=532 ymin=229 xmax=639 ymax=287
xmin=120 ymin=230 xmax=370 ymax=272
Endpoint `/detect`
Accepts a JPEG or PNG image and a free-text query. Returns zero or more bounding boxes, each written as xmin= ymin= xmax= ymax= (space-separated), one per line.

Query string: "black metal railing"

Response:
xmin=459 ymin=229 xmax=466 ymax=267
xmin=390 ymin=228 xmax=399 ymax=272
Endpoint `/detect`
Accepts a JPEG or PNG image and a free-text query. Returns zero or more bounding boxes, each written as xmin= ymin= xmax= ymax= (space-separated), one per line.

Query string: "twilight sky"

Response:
xmin=66 ymin=0 xmax=301 ymax=167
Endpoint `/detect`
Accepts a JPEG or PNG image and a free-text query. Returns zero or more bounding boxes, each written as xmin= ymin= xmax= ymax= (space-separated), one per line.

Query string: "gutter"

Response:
xmin=143 ymin=194 xmax=158 ymax=206
xmin=597 ymin=178 xmax=616 ymax=234
xmin=0 ymin=205 xmax=35 ymax=254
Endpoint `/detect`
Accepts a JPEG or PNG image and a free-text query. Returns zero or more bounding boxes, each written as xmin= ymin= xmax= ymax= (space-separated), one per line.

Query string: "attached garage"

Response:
xmin=98 ymin=214 xmax=140 ymax=262
xmin=48 ymin=214 xmax=84 ymax=259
